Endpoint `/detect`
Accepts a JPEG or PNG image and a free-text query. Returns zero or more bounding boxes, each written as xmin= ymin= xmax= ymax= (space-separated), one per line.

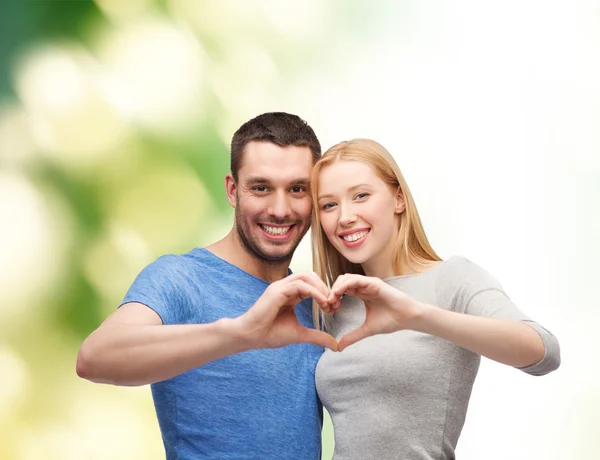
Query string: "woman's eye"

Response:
xmin=321 ymin=202 xmax=336 ymax=210
xmin=355 ymin=192 xmax=369 ymax=200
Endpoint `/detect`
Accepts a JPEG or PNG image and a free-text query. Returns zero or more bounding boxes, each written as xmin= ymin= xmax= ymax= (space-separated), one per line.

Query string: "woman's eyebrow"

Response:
xmin=318 ymin=184 xmax=371 ymax=201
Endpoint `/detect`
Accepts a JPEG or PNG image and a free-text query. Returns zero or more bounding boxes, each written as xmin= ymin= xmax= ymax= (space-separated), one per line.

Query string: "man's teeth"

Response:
xmin=342 ymin=230 xmax=368 ymax=242
xmin=262 ymin=225 xmax=291 ymax=235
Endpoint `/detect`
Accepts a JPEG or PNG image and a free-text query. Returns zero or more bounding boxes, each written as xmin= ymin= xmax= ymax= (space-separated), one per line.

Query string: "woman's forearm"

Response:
xmin=408 ymin=303 xmax=545 ymax=368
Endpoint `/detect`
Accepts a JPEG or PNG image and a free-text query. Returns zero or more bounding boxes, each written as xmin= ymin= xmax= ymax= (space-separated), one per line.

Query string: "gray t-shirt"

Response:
xmin=315 ymin=256 xmax=560 ymax=460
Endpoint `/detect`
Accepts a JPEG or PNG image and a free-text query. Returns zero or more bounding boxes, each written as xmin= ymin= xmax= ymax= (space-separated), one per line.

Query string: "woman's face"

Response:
xmin=316 ymin=160 xmax=404 ymax=278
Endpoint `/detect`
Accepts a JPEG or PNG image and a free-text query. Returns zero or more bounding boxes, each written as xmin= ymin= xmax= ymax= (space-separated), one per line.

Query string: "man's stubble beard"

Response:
xmin=234 ymin=197 xmax=308 ymax=265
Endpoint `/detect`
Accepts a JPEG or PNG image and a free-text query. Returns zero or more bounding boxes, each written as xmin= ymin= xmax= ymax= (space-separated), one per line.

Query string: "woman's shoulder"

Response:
xmin=435 ymin=255 xmax=505 ymax=305
xmin=439 ymin=255 xmax=492 ymax=278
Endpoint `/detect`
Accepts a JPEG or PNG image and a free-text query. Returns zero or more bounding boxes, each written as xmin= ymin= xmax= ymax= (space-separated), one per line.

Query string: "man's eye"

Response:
xmin=252 ymin=186 xmax=268 ymax=192
xmin=291 ymin=186 xmax=307 ymax=193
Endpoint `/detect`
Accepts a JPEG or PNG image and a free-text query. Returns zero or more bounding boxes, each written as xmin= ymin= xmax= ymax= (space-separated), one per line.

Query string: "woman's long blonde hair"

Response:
xmin=311 ymin=139 xmax=441 ymax=329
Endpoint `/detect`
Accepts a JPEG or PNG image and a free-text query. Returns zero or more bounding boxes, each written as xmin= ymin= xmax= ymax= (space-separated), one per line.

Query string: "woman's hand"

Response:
xmin=325 ymin=274 xmax=424 ymax=351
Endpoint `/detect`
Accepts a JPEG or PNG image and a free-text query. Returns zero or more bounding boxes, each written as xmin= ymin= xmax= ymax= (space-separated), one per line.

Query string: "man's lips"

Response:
xmin=259 ymin=223 xmax=296 ymax=241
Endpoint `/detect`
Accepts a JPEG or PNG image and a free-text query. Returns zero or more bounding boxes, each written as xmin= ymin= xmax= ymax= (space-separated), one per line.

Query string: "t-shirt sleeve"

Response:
xmin=121 ymin=254 xmax=192 ymax=325
xmin=437 ymin=256 xmax=560 ymax=376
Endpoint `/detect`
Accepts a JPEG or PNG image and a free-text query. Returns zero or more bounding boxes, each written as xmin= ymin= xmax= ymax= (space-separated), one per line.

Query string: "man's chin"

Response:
xmin=256 ymin=246 xmax=296 ymax=263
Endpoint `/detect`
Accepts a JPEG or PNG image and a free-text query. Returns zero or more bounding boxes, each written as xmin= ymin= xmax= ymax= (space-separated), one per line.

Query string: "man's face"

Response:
xmin=228 ymin=141 xmax=314 ymax=263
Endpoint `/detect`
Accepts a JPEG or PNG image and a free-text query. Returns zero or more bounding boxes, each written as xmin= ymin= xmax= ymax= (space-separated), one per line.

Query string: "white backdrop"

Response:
xmin=291 ymin=1 xmax=599 ymax=458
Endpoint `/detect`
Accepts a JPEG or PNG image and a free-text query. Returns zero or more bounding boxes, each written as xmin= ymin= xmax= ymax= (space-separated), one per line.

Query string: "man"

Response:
xmin=76 ymin=112 xmax=337 ymax=460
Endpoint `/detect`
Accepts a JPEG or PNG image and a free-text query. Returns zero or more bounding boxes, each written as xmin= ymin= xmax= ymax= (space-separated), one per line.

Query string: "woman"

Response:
xmin=311 ymin=139 xmax=560 ymax=460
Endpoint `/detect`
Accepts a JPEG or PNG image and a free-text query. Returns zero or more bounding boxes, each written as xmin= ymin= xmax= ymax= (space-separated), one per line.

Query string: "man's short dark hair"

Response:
xmin=230 ymin=112 xmax=321 ymax=181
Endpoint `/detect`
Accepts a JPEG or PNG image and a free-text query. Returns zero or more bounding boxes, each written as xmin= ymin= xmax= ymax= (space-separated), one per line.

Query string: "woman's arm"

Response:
xmin=328 ymin=271 xmax=560 ymax=375
xmin=409 ymin=303 xmax=545 ymax=368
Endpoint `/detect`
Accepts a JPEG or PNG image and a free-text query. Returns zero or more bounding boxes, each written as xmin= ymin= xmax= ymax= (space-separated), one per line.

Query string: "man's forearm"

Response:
xmin=76 ymin=318 xmax=250 ymax=386
xmin=409 ymin=303 xmax=545 ymax=368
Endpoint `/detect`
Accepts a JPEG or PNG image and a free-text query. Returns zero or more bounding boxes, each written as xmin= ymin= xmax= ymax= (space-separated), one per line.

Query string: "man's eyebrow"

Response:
xmin=244 ymin=177 xmax=271 ymax=184
xmin=318 ymin=184 xmax=372 ymax=201
xmin=291 ymin=178 xmax=309 ymax=185
xmin=245 ymin=177 xmax=310 ymax=185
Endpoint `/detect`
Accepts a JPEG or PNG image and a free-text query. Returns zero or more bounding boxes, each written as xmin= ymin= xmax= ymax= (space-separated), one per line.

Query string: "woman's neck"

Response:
xmin=362 ymin=256 xmax=441 ymax=279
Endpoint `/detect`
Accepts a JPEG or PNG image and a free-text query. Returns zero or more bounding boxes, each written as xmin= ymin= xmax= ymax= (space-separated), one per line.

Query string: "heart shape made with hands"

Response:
xmin=319 ymin=273 xmax=422 ymax=352
xmin=259 ymin=272 xmax=420 ymax=352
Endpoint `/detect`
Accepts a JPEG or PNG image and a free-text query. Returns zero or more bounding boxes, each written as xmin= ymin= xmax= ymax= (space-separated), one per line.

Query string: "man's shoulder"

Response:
xmin=151 ymin=248 xmax=212 ymax=270
xmin=132 ymin=249 xmax=216 ymax=289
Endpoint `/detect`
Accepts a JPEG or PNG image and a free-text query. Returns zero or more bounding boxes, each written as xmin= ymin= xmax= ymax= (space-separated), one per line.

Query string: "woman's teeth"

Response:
xmin=342 ymin=230 xmax=368 ymax=242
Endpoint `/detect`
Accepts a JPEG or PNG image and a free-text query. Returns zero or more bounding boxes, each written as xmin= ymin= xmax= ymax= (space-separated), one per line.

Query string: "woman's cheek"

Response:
xmin=321 ymin=214 xmax=337 ymax=240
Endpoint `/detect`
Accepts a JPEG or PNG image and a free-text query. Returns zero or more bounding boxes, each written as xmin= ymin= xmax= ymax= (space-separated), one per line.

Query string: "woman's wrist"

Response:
xmin=404 ymin=301 xmax=439 ymax=332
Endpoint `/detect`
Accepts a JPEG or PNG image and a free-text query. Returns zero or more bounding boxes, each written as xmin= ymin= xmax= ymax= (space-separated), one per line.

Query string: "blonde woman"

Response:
xmin=311 ymin=139 xmax=560 ymax=460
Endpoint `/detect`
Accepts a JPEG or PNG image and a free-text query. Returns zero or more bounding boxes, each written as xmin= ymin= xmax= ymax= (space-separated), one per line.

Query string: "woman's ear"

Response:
xmin=395 ymin=187 xmax=406 ymax=214
xmin=225 ymin=173 xmax=237 ymax=208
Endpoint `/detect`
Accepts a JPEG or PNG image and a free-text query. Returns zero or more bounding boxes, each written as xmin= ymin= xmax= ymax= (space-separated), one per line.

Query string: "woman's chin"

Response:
xmin=341 ymin=253 xmax=367 ymax=266
xmin=333 ymin=244 xmax=368 ymax=265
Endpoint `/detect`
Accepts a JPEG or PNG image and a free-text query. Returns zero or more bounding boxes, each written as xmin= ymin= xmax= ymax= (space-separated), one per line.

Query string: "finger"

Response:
xmin=334 ymin=277 xmax=375 ymax=298
xmin=330 ymin=295 xmax=343 ymax=311
xmin=330 ymin=274 xmax=363 ymax=296
xmin=325 ymin=298 xmax=339 ymax=311
xmin=338 ymin=323 xmax=372 ymax=351
xmin=289 ymin=272 xmax=330 ymax=300
xmin=297 ymin=327 xmax=339 ymax=352
xmin=331 ymin=279 xmax=359 ymax=297
xmin=326 ymin=290 xmax=343 ymax=305
xmin=319 ymin=302 xmax=333 ymax=315
xmin=326 ymin=291 xmax=337 ymax=304
xmin=330 ymin=274 xmax=349 ymax=294
xmin=319 ymin=291 xmax=341 ymax=315
xmin=284 ymin=280 xmax=329 ymax=306
xmin=320 ymin=302 xmax=336 ymax=315
xmin=329 ymin=275 xmax=356 ymax=300
xmin=308 ymin=272 xmax=331 ymax=299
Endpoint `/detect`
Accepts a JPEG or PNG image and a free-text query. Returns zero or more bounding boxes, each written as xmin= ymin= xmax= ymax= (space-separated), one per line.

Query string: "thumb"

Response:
xmin=297 ymin=327 xmax=339 ymax=352
xmin=338 ymin=323 xmax=372 ymax=351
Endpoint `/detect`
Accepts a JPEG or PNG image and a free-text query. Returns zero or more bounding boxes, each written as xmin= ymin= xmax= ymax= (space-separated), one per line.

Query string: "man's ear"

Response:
xmin=395 ymin=187 xmax=406 ymax=214
xmin=225 ymin=173 xmax=237 ymax=208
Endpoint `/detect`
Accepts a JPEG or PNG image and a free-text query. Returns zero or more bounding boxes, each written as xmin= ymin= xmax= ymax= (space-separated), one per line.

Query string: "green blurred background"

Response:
xmin=0 ymin=1 xmax=365 ymax=458
xmin=1 ymin=1 xmax=598 ymax=459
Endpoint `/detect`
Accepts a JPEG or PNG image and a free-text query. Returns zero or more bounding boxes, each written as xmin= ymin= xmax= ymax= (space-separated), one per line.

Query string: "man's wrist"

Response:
xmin=217 ymin=317 xmax=257 ymax=353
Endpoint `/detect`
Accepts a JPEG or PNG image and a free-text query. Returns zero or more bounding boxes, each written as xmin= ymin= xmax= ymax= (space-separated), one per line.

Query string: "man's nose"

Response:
xmin=267 ymin=191 xmax=292 ymax=220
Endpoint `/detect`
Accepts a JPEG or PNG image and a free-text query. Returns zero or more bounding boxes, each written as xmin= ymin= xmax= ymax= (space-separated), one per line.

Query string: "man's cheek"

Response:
xmin=298 ymin=200 xmax=313 ymax=219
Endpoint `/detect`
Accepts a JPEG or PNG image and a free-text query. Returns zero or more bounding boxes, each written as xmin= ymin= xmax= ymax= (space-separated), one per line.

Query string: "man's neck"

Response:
xmin=206 ymin=229 xmax=290 ymax=283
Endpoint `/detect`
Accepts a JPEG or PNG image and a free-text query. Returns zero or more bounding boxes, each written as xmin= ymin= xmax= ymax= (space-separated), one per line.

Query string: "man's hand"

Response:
xmin=237 ymin=273 xmax=338 ymax=351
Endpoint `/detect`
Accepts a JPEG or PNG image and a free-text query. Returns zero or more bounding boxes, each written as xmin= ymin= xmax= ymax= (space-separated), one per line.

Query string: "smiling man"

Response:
xmin=76 ymin=112 xmax=337 ymax=460
xmin=220 ymin=131 xmax=316 ymax=276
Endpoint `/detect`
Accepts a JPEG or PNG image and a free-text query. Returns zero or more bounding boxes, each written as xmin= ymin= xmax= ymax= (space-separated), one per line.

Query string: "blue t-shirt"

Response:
xmin=122 ymin=248 xmax=324 ymax=460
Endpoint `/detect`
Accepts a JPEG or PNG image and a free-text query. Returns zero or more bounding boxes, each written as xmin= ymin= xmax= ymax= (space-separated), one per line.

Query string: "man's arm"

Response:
xmin=76 ymin=302 xmax=252 ymax=386
xmin=76 ymin=273 xmax=337 ymax=386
